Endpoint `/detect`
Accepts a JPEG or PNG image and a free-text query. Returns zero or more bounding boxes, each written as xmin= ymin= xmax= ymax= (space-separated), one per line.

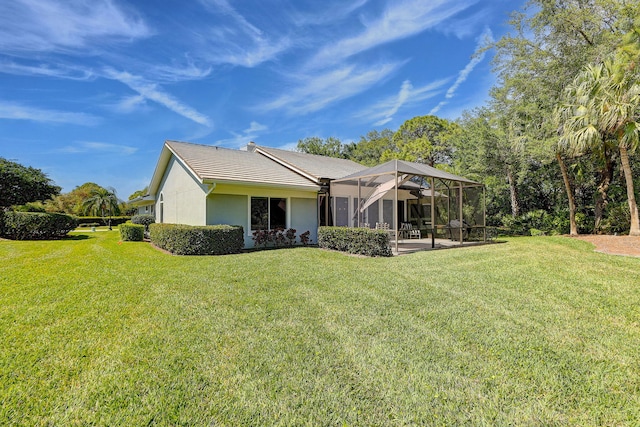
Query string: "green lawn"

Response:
xmin=1 ymin=232 xmax=639 ymax=426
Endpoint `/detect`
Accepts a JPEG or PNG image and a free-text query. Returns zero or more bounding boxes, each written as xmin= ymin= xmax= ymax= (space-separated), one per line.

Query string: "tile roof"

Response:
xmin=165 ymin=141 xmax=319 ymax=189
xmin=254 ymin=145 xmax=368 ymax=182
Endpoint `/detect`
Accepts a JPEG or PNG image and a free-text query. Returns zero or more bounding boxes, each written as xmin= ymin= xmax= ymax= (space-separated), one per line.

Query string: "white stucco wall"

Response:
xmin=156 ymin=156 xmax=207 ymax=225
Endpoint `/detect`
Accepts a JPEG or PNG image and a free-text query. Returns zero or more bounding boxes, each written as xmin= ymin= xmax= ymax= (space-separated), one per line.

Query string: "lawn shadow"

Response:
xmin=64 ymin=234 xmax=91 ymax=240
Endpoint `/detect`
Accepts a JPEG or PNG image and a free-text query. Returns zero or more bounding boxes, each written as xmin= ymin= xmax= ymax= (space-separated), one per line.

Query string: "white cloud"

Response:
xmin=59 ymin=141 xmax=138 ymax=155
xmin=308 ymin=0 xmax=476 ymax=68
xmin=290 ymin=0 xmax=369 ymax=26
xmin=104 ymin=68 xmax=212 ymax=126
xmin=197 ymin=0 xmax=291 ymax=67
xmin=0 ymin=0 xmax=150 ymax=54
xmin=429 ymin=27 xmax=494 ymax=115
xmin=262 ymin=62 xmax=403 ymax=115
xmin=354 ymin=78 xmax=450 ymax=125
xmin=216 ymin=121 xmax=268 ymax=148
xmin=0 ymin=101 xmax=100 ymax=125
xmin=0 ymin=61 xmax=94 ymax=80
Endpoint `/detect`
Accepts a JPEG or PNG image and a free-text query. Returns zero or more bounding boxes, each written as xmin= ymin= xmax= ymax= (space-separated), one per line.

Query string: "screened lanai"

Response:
xmin=328 ymin=159 xmax=486 ymax=254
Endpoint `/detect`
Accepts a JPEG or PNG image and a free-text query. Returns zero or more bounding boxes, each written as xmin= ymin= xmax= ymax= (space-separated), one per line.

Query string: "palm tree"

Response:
xmin=82 ymin=187 xmax=119 ymax=230
xmin=557 ymin=59 xmax=640 ymax=235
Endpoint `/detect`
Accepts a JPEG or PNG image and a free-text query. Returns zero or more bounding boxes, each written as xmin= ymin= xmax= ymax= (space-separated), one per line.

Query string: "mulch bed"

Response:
xmin=572 ymin=235 xmax=640 ymax=258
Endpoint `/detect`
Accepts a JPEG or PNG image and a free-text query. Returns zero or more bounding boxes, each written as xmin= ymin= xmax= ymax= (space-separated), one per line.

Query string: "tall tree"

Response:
xmin=82 ymin=187 xmax=119 ymax=230
xmin=349 ymin=129 xmax=395 ymax=166
xmin=385 ymin=115 xmax=458 ymax=166
xmin=0 ymin=158 xmax=60 ymax=208
xmin=491 ymin=0 xmax=640 ymax=234
xmin=557 ymin=58 xmax=640 ymax=235
xmin=296 ymin=137 xmax=348 ymax=158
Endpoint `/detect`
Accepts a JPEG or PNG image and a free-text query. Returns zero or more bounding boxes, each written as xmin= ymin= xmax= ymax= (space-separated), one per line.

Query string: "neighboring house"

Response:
xmin=131 ymin=140 xmax=481 ymax=249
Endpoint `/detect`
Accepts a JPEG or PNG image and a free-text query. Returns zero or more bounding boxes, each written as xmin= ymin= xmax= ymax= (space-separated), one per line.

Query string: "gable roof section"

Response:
xmin=253 ymin=144 xmax=368 ymax=183
xmin=148 ymin=140 xmax=320 ymax=195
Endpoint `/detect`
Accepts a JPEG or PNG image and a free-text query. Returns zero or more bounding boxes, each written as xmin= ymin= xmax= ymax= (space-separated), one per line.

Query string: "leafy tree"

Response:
xmin=557 ymin=58 xmax=640 ymax=235
xmin=0 ymin=158 xmax=60 ymax=208
xmin=385 ymin=115 xmax=458 ymax=166
xmin=45 ymin=182 xmax=103 ymax=215
xmin=82 ymin=187 xmax=120 ymax=230
xmin=128 ymin=187 xmax=149 ymax=200
xmin=296 ymin=137 xmax=348 ymax=158
xmin=349 ymin=129 xmax=395 ymax=166
xmin=491 ymin=0 xmax=640 ymax=234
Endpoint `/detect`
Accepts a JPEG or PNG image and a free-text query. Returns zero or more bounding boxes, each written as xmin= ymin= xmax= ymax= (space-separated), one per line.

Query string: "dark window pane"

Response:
xmin=270 ymin=198 xmax=286 ymax=230
xmin=251 ymin=197 xmax=268 ymax=230
xmin=334 ymin=197 xmax=348 ymax=226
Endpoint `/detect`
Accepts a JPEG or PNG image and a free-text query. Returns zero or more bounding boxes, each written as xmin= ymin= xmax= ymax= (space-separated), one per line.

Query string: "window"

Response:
xmin=367 ymin=200 xmax=379 ymax=226
xmin=333 ymin=197 xmax=349 ymax=226
xmin=251 ymin=197 xmax=287 ymax=230
xmin=159 ymin=193 xmax=164 ymax=223
xmin=383 ymin=199 xmax=393 ymax=225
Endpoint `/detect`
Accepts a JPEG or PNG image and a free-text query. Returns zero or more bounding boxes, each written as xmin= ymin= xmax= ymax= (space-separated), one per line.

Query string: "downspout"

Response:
xmin=205 ymin=183 xmax=216 ymax=225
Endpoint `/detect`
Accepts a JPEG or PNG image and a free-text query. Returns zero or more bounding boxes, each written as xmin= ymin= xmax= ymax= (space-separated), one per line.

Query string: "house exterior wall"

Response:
xmin=156 ymin=156 xmax=207 ymax=225
xmin=135 ymin=204 xmax=154 ymax=216
xmin=290 ymin=197 xmax=318 ymax=244
xmin=206 ymin=183 xmax=318 ymax=248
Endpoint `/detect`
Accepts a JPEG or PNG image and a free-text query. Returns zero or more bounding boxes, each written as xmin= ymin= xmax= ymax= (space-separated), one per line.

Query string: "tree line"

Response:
xmin=298 ymin=0 xmax=640 ymax=236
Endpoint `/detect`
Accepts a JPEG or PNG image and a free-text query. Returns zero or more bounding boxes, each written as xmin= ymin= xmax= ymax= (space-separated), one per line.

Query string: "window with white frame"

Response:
xmin=250 ymin=197 xmax=287 ymax=230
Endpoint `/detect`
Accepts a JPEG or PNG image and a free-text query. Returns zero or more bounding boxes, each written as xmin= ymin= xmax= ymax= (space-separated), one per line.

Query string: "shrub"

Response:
xmin=251 ymin=228 xmax=299 ymax=248
xmin=318 ymin=226 xmax=392 ymax=257
xmin=75 ymin=216 xmax=131 ymax=227
xmin=1 ymin=211 xmax=77 ymax=240
xmin=150 ymin=223 xmax=244 ymax=255
xmin=299 ymin=230 xmax=311 ymax=246
xmin=600 ymin=202 xmax=630 ymax=235
xmin=131 ymin=214 xmax=155 ymax=232
xmin=119 ymin=223 xmax=144 ymax=241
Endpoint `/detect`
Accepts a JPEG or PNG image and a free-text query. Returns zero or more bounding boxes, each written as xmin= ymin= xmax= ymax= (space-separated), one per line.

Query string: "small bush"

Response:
xmin=318 ymin=226 xmax=392 ymax=257
xmin=251 ymin=228 xmax=299 ymax=248
xmin=119 ymin=223 xmax=144 ymax=241
xmin=150 ymin=223 xmax=244 ymax=255
xmin=131 ymin=214 xmax=155 ymax=231
xmin=1 ymin=211 xmax=77 ymax=240
xmin=75 ymin=216 xmax=131 ymax=227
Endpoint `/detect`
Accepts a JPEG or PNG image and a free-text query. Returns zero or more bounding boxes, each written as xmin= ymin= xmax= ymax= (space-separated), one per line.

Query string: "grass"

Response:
xmin=1 ymin=231 xmax=639 ymax=426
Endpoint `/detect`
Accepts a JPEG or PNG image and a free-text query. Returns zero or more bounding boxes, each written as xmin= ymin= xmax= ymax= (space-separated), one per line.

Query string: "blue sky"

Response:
xmin=1 ymin=0 xmax=526 ymax=199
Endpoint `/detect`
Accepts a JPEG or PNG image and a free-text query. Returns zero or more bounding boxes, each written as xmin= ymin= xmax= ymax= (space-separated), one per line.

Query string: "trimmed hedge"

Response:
xmin=75 ymin=216 xmax=131 ymax=227
xmin=1 ymin=211 xmax=78 ymax=240
xmin=149 ymin=223 xmax=244 ymax=255
xmin=318 ymin=226 xmax=392 ymax=257
xmin=119 ymin=223 xmax=144 ymax=241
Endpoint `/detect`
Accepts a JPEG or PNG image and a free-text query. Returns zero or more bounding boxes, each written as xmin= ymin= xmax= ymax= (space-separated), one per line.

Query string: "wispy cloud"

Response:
xmin=0 ymin=60 xmax=95 ymax=80
xmin=262 ymin=62 xmax=403 ymax=115
xmin=104 ymin=68 xmax=212 ymax=126
xmin=0 ymin=0 xmax=150 ymax=54
xmin=197 ymin=0 xmax=291 ymax=67
xmin=308 ymin=0 xmax=476 ymax=68
xmin=59 ymin=141 xmax=138 ymax=155
xmin=216 ymin=121 xmax=268 ymax=148
xmin=429 ymin=27 xmax=494 ymax=115
xmin=354 ymin=78 xmax=449 ymax=126
xmin=290 ymin=0 xmax=369 ymax=26
xmin=0 ymin=101 xmax=100 ymax=125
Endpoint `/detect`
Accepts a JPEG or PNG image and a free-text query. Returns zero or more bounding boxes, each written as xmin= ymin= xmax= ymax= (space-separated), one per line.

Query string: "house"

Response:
xmin=130 ymin=140 xmax=366 ymax=247
xmin=131 ymin=140 xmax=483 ymax=249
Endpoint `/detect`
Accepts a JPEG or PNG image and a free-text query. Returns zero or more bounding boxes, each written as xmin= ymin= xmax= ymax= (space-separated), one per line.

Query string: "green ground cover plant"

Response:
xmin=1 ymin=232 xmax=639 ymax=425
